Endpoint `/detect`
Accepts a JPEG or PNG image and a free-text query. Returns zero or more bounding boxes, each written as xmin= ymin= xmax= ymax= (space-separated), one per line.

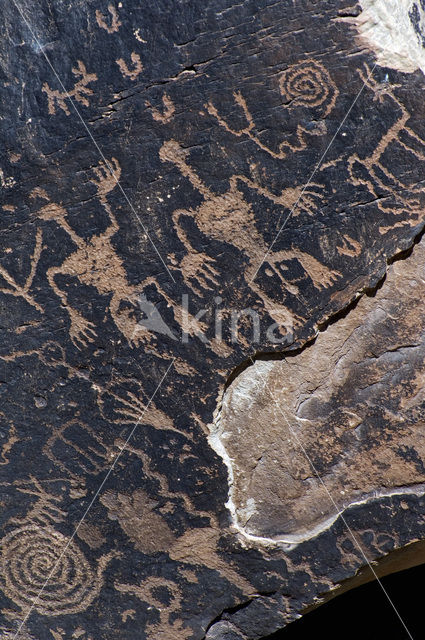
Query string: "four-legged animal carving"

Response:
xmin=348 ymin=64 xmax=425 ymax=218
xmin=160 ymin=140 xmax=340 ymax=333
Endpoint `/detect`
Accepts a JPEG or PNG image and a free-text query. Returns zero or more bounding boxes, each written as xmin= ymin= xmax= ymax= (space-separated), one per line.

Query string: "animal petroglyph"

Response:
xmin=347 ymin=64 xmax=425 ymax=227
xmin=42 ymin=61 xmax=97 ymax=116
xmin=207 ymin=60 xmax=337 ymax=159
xmin=115 ymin=577 xmax=192 ymax=640
xmin=160 ymin=139 xmax=340 ymax=333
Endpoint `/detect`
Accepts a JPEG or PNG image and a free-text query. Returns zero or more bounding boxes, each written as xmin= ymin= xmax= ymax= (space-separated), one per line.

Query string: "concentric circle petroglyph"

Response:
xmin=279 ymin=59 xmax=338 ymax=115
xmin=1 ymin=524 xmax=104 ymax=616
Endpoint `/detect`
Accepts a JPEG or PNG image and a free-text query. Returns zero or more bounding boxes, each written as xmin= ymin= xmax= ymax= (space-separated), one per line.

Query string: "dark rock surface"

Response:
xmin=1 ymin=1 xmax=425 ymax=638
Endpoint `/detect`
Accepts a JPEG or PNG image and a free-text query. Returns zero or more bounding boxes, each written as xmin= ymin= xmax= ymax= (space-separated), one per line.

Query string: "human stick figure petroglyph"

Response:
xmin=0 ymin=228 xmax=43 ymax=313
xmin=38 ymin=158 xmax=149 ymax=348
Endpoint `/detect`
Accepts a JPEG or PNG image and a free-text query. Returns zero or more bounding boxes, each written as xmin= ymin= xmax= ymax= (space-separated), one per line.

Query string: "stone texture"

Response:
xmin=1 ymin=1 xmax=425 ymax=639
xmin=217 ymin=235 xmax=425 ymax=542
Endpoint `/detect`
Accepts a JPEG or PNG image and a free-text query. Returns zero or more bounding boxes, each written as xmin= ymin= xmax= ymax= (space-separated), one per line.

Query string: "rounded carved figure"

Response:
xmin=0 ymin=524 xmax=110 ymax=616
xmin=279 ymin=59 xmax=338 ymax=116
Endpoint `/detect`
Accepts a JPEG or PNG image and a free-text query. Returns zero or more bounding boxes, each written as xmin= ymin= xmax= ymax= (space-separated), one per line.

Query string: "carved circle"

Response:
xmin=279 ymin=59 xmax=338 ymax=115
xmin=1 ymin=524 xmax=98 ymax=616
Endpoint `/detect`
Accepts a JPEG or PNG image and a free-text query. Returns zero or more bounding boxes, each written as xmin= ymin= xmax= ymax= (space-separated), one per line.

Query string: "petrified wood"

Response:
xmin=2 ymin=1 xmax=425 ymax=638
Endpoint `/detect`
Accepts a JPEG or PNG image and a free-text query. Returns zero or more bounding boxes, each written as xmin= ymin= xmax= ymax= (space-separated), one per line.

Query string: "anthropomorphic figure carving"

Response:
xmin=38 ymin=159 xmax=150 ymax=348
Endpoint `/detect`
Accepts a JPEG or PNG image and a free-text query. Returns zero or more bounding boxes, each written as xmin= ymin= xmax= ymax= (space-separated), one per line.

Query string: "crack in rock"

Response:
xmin=210 ymin=232 xmax=425 ymax=546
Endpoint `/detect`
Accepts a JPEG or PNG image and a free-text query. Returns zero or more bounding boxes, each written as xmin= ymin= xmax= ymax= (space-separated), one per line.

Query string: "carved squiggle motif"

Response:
xmin=95 ymin=5 xmax=121 ymax=33
xmin=116 ymin=53 xmax=143 ymax=80
xmin=1 ymin=525 xmax=107 ymax=616
xmin=279 ymin=59 xmax=338 ymax=116
xmin=147 ymin=94 xmax=175 ymax=123
xmin=207 ymin=60 xmax=337 ymax=159
xmin=0 ymin=480 xmax=116 ymax=617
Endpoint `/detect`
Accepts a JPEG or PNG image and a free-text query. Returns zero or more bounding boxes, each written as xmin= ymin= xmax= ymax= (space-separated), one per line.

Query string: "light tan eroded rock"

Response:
xmin=210 ymin=235 xmax=425 ymax=545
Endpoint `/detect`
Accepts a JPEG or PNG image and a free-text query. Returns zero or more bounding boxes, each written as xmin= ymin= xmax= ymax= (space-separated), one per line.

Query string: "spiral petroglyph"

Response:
xmin=0 ymin=626 xmax=35 ymax=640
xmin=279 ymin=59 xmax=338 ymax=116
xmin=0 ymin=524 xmax=112 ymax=616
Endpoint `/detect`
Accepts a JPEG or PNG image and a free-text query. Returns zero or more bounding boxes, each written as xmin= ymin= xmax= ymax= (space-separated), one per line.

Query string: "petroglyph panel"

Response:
xmin=3 ymin=0 xmax=425 ymax=638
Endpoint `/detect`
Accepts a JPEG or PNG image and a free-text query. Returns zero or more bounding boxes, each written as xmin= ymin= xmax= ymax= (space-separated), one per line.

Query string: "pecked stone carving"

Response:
xmin=4 ymin=1 xmax=425 ymax=638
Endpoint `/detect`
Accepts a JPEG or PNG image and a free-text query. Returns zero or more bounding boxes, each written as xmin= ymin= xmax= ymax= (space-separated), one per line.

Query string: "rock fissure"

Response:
xmin=211 ymin=224 xmax=425 ymax=547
